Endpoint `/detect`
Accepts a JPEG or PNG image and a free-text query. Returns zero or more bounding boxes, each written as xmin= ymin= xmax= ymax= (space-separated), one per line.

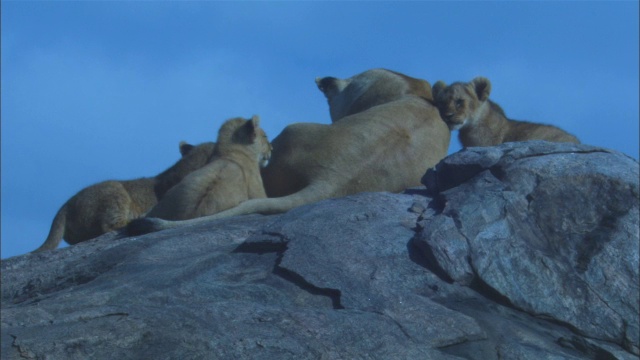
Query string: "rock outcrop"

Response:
xmin=2 ymin=141 xmax=638 ymax=359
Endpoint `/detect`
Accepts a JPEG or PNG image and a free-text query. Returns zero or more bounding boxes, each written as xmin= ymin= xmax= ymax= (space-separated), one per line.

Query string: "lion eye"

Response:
xmin=455 ymin=99 xmax=464 ymax=109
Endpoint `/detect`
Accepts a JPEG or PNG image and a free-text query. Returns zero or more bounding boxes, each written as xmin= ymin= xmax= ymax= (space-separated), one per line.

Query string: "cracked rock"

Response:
xmin=2 ymin=141 xmax=638 ymax=359
xmin=417 ymin=140 xmax=639 ymax=356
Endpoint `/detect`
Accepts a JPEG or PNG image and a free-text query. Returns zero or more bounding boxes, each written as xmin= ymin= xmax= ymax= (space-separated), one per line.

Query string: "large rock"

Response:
xmin=2 ymin=141 xmax=638 ymax=359
xmin=419 ymin=141 xmax=639 ymax=356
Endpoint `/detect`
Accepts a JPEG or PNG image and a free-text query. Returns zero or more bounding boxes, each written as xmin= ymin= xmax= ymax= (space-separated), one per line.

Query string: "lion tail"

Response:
xmin=33 ymin=203 xmax=68 ymax=252
xmin=127 ymin=184 xmax=331 ymax=235
xmin=224 ymin=184 xmax=329 ymax=216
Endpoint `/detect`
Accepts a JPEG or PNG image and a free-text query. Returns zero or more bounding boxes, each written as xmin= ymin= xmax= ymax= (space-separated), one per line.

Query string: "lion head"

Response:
xmin=432 ymin=77 xmax=492 ymax=131
xmin=316 ymin=69 xmax=433 ymax=123
xmin=218 ymin=115 xmax=271 ymax=167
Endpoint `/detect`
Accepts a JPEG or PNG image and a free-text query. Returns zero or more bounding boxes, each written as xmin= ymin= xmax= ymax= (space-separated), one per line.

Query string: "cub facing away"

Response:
xmin=144 ymin=115 xmax=271 ymax=221
xmin=33 ymin=141 xmax=216 ymax=252
xmin=127 ymin=68 xmax=451 ymax=235
xmin=432 ymin=77 xmax=579 ymax=147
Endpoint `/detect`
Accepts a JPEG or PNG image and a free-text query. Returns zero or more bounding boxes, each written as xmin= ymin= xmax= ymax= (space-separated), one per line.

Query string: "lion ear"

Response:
xmin=243 ymin=116 xmax=259 ymax=141
xmin=472 ymin=77 xmax=491 ymax=102
xmin=432 ymin=81 xmax=447 ymax=98
xmin=315 ymin=76 xmax=334 ymax=95
xmin=179 ymin=141 xmax=195 ymax=157
xmin=250 ymin=114 xmax=260 ymax=128
xmin=422 ymin=80 xmax=434 ymax=102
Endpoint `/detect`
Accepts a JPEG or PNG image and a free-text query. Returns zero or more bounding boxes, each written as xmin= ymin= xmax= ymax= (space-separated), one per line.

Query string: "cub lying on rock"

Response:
xmin=127 ymin=68 xmax=450 ymax=235
xmin=144 ymin=115 xmax=271 ymax=221
xmin=432 ymin=77 xmax=579 ymax=147
xmin=34 ymin=141 xmax=216 ymax=252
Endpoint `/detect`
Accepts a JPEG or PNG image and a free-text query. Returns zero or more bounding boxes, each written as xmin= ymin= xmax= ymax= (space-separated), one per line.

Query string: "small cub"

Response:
xmin=432 ymin=77 xmax=579 ymax=147
xmin=145 ymin=115 xmax=271 ymax=220
xmin=34 ymin=141 xmax=216 ymax=252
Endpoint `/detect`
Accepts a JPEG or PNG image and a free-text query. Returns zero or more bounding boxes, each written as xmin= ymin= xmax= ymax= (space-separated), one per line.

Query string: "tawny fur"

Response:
xmin=33 ymin=141 xmax=216 ymax=252
xmin=145 ymin=116 xmax=271 ymax=220
xmin=432 ymin=77 xmax=579 ymax=147
xmin=127 ymin=68 xmax=451 ymax=235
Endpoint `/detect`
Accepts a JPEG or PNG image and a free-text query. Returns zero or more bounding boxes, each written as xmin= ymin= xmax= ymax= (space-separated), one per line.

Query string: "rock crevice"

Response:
xmin=2 ymin=141 xmax=638 ymax=359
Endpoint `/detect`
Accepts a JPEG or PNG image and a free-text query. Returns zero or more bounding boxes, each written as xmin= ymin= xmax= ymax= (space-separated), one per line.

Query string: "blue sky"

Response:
xmin=2 ymin=1 xmax=638 ymax=258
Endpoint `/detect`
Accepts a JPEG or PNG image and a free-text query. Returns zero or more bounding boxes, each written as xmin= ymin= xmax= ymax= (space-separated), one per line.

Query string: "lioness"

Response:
xmin=127 ymin=69 xmax=450 ymax=235
xmin=432 ymin=77 xmax=579 ymax=147
xmin=33 ymin=141 xmax=216 ymax=252
xmin=145 ymin=116 xmax=271 ymax=220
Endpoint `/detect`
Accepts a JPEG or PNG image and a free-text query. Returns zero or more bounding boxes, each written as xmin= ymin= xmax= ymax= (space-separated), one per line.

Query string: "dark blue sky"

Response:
xmin=2 ymin=1 xmax=638 ymax=258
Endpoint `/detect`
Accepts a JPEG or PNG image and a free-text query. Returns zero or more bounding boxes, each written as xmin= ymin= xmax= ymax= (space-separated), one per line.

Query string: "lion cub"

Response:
xmin=432 ymin=77 xmax=579 ymax=147
xmin=34 ymin=141 xmax=216 ymax=252
xmin=145 ymin=115 xmax=271 ymax=221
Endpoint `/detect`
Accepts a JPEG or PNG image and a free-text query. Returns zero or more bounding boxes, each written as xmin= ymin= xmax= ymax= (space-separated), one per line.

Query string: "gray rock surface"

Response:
xmin=2 ymin=141 xmax=638 ymax=359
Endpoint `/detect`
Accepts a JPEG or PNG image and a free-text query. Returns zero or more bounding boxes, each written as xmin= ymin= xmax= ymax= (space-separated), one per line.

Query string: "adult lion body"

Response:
xmin=145 ymin=116 xmax=271 ymax=220
xmin=432 ymin=77 xmax=579 ymax=147
xmin=128 ymin=69 xmax=450 ymax=234
xmin=33 ymin=141 xmax=216 ymax=252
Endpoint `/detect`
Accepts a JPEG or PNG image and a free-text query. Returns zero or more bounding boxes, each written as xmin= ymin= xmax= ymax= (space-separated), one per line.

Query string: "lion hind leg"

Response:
xmin=102 ymin=210 xmax=133 ymax=234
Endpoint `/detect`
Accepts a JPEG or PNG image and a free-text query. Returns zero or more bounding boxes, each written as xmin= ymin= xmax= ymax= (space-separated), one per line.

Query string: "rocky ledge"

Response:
xmin=2 ymin=141 xmax=638 ymax=359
